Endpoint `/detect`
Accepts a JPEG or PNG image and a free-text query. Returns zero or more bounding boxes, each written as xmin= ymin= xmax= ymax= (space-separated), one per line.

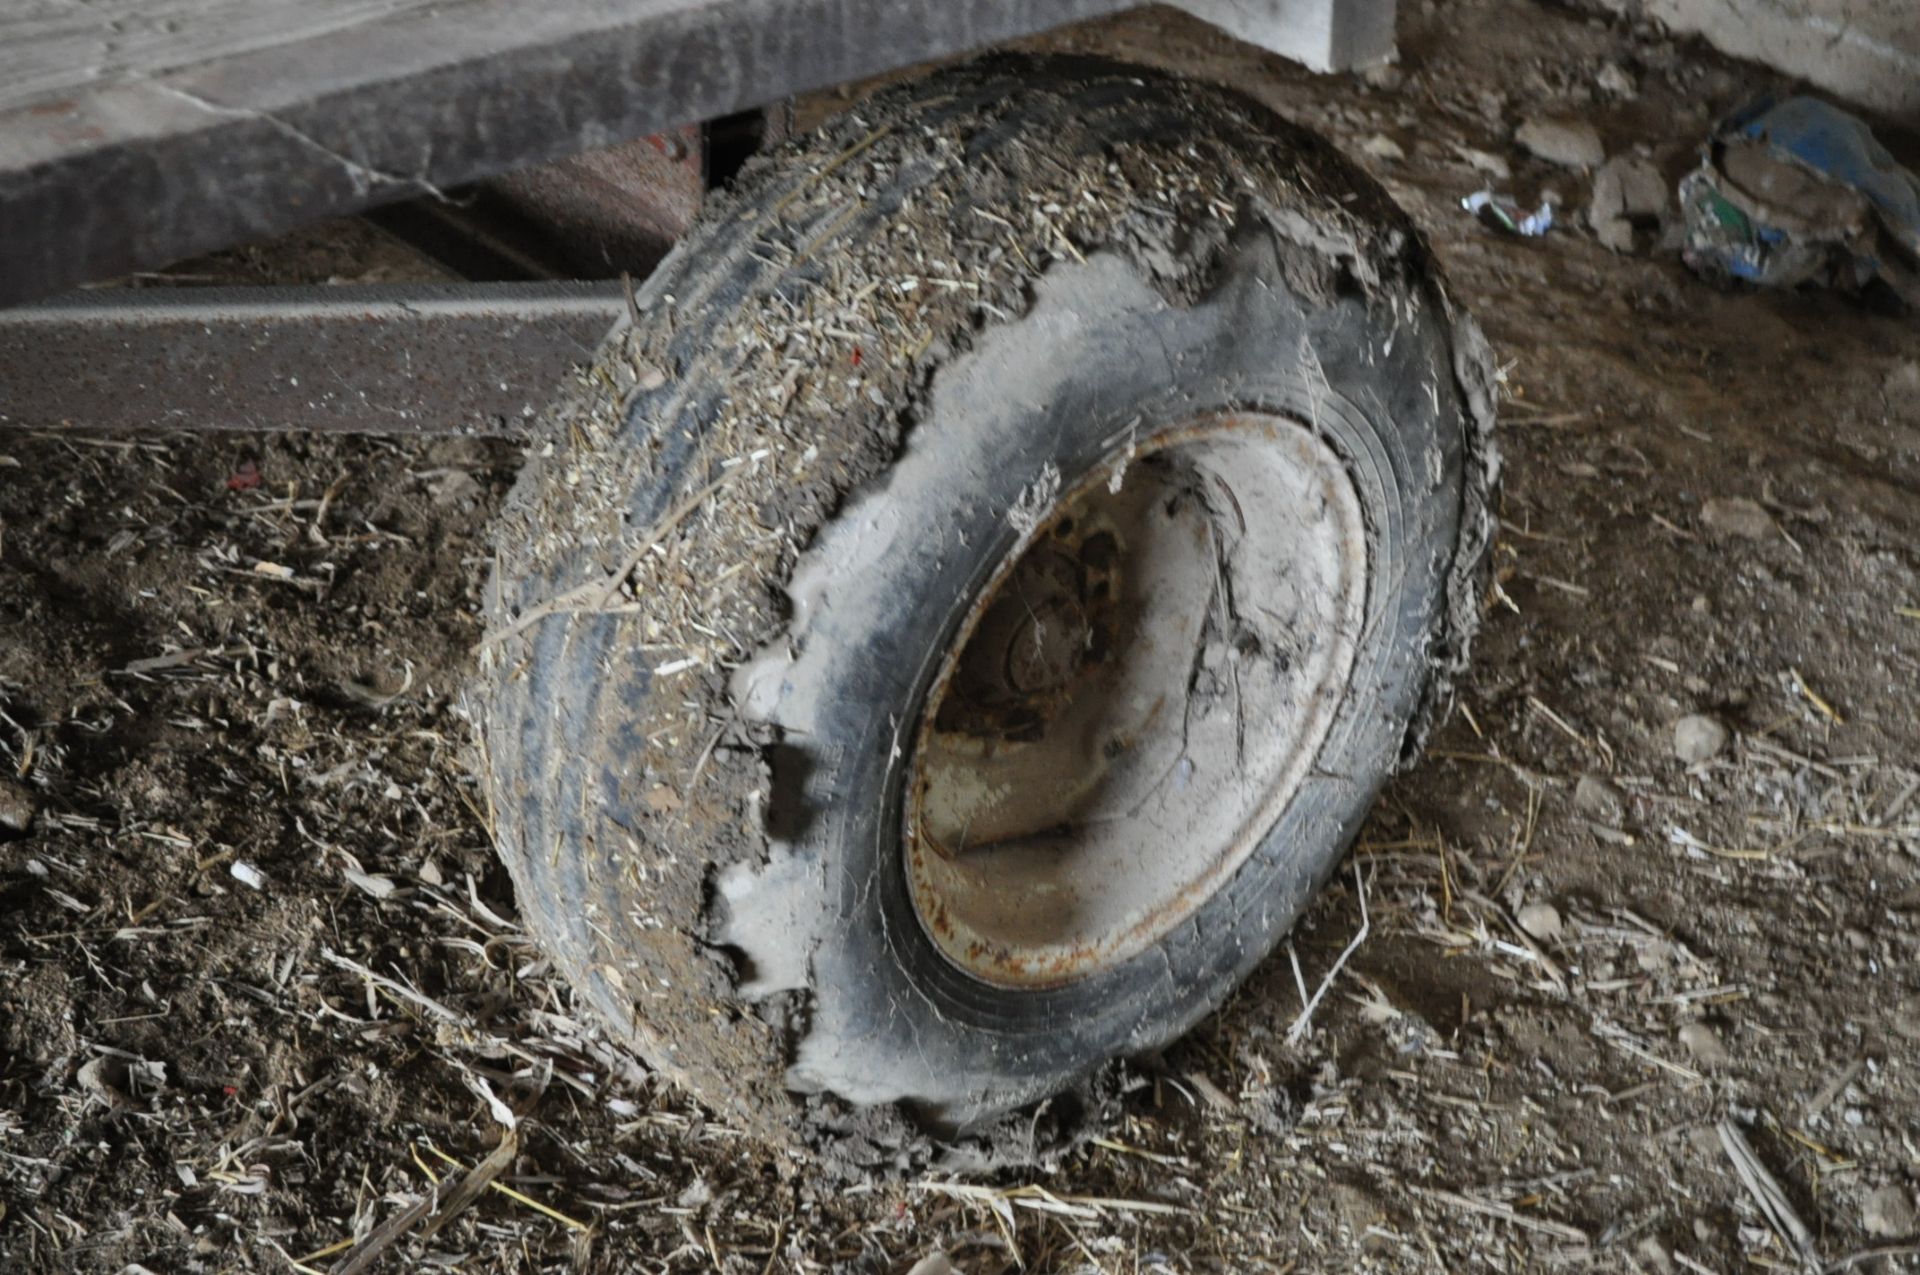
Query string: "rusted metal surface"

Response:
xmin=487 ymin=124 xmax=708 ymax=278
xmin=0 ymin=282 xmax=623 ymax=437
xmin=368 ymin=125 xmax=711 ymax=283
xmin=904 ymin=413 xmax=1369 ymax=987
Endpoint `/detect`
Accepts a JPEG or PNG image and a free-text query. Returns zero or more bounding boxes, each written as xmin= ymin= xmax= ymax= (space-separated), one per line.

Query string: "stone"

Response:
xmin=1861 ymin=1184 xmax=1917 ymax=1239
xmin=1887 ymin=360 xmax=1920 ymax=412
xmin=1673 ymin=714 xmax=1730 ymax=764
xmin=1361 ymin=64 xmax=1405 ymax=93
xmin=906 ymin=1256 xmax=962 ymax=1275
xmin=1678 ymin=1021 xmax=1731 ymax=1066
xmin=1588 ymin=155 xmax=1669 ymax=252
xmin=430 ymin=469 xmax=481 ymax=506
xmin=1574 ymin=774 xmax=1625 ymax=823
xmin=1361 ymin=133 xmax=1406 ymax=162
xmin=1596 ymin=62 xmax=1638 ymax=99
xmin=1518 ymin=902 xmax=1564 ymax=943
xmin=1516 ymin=116 xmax=1606 ymax=169
xmin=1700 ymin=496 xmax=1773 ymax=540
xmin=0 ymin=779 xmax=33 ymax=834
xmin=1893 ymin=996 xmax=1920 ymax=1042
xmin=1451 ymin=143 xmax=1509 ymax=180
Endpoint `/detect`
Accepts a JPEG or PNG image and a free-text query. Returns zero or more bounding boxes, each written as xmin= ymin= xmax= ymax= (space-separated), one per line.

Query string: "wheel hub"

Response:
xmin=904 ymin=412 xmax=1369 ymax=988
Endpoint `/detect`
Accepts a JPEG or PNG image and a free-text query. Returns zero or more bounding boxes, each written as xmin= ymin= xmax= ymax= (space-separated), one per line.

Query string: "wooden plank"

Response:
xmin=1 ymin=0 xmax=443 ymax=113
xmin=0 ymin=0 xmax=1396 ymax=308
xmin=0 ymin=0 xmax=1138 ymax=306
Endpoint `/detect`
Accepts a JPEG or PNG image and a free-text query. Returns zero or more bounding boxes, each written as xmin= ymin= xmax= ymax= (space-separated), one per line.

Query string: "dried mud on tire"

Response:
xmin=475 ymin=54 xmax=1495 ymax=1162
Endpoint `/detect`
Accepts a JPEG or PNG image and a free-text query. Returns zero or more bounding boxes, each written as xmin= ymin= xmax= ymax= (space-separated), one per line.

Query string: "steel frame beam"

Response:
xmin=0 ymin=283 xmax=623 ymax=438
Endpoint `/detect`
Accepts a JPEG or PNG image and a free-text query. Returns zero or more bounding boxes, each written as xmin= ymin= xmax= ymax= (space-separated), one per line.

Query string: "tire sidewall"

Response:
xmin=779 ymin=231 xmax=1469 ymax=1112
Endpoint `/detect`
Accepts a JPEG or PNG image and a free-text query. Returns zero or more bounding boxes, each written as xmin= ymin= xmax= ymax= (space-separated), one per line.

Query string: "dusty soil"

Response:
xmin=4 ymin=0 xmax=1920 ymax=1271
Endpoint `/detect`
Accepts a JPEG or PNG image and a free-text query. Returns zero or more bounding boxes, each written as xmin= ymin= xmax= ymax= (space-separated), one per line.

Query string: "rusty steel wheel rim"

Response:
xmin=903 ymin=411 xmax=1370 ymax=988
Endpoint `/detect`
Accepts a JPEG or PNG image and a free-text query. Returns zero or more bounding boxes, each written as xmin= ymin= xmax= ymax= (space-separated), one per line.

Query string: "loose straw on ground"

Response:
xmin=1286 ymin=863 xmax=1371 ymax=1046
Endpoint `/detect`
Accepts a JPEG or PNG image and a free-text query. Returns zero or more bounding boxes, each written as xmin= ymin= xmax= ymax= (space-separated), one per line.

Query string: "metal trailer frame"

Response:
xmin=0 ymin=0 xmax=1391 ymax=438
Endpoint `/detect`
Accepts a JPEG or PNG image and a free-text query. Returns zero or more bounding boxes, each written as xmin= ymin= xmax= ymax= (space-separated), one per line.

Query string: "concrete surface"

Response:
xmin=1605 ymin=0 xmax=1920 ymax=118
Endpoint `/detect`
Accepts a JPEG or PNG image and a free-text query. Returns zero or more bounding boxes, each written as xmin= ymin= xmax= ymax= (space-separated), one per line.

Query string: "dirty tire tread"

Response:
xmin=475 ymin=54 xmax=1497 ymax=1157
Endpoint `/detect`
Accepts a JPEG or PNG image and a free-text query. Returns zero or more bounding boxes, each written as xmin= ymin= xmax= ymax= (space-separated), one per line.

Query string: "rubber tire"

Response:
xmin=477 ymin=55 xmax=1496 ymax=1150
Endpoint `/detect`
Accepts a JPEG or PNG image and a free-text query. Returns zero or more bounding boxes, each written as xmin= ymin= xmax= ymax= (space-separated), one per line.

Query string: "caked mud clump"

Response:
xmin=475 ymin=53 xmax=1494 ymax=1160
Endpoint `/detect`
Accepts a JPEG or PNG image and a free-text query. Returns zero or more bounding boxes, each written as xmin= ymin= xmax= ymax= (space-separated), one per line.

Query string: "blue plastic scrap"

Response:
xmin=1680 ymin=95 xmax=1920 ymax=305
xmin=1738 ymin=97 xmax=1920 ymax=256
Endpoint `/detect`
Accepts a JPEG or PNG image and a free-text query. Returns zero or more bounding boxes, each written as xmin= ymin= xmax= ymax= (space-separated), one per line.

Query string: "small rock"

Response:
xmin=1574 ymin=774 xmax=1625 ymax=823
xmin=906 ymin=1256 xmax=962 ymax=1275
xmin=1596 ymin=62 xmax=1639 ymax=98
xmin=1634 ymin=938 xmax=1678 ymax=974
xmin=1516 ymin=116 xmax=1606 ymax=169
xmin=1700 ymin=496 xmax=1773 ymax=540
xmin=1892 ymin=996 xmax=1920 ymax=1042
xmin=430 ymin=469 xmax=481 ymax=506
xmin=1361 ymin=133 xmax=1406 ymax=162
xmin=0 ymin=779 xmax=34 ymax=834
xmin=1588 ymin=155 xmax=1669 ymax=252
xmin=1687 ymin=1127 xmax=1724 ymax=1158
xmin=1673 ymin=714 xmax=1730 ymax=764
xmin=1517 ymin=902 xmax=1564 ymax=943
xmin=1678 ymin=1021 xmax=1731 ymax=1066
xmin=1608 ymin=158 xmax=1667 ymax=215
xmin=1452 ymin=143 xmax=1512 ymax=180
xmin=1361 ymin=64 xmax=1405 ymax=92
xmin=1861 ymin=1184 xmax=1917 ymax=1238
xmin=1887 ymin=361 xmax=1920 ymax=416
xmin=1589 ymin=217 xmax=1632 ymax=255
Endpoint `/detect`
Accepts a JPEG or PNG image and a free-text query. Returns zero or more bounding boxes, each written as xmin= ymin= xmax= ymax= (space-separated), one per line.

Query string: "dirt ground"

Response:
xmin=4 ymin=0 xmax=1920 ymax=1270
